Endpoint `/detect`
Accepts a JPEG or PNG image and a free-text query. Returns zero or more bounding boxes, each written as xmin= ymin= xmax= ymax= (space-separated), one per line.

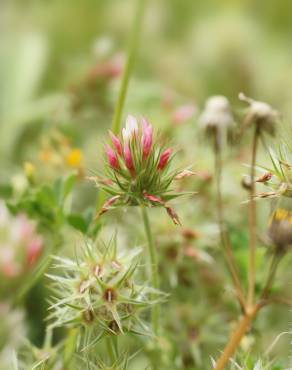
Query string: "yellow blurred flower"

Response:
xmin=24 ymin=162 xmax=36 ymax=179
xmin=66 ymin=148 xmax=83 ymax=168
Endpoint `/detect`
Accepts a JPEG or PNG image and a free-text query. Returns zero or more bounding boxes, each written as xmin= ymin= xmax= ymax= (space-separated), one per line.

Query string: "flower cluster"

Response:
xmin=48 ymin=239 xmax=163 ymax=347
xmin=90 ymin=115 xmax=192 ymax=224
xmin=0 ymin=202 xmax=43 ymax=294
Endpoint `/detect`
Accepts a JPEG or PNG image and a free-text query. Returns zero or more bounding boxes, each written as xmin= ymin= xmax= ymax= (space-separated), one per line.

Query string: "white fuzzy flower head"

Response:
xmin=122 ymin=115 xmax=139 ymax=142
xmin=199 ymin=95 xmax=234 ymax=148
xmin=199 ymin=95 xmax=234 ymax=129
xmin=239 ymin=92 xmax=279 ymax=135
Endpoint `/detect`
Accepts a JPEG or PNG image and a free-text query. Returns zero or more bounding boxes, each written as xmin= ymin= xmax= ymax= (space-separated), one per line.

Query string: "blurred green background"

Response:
xmin=1 ymin=0 xmax=292 ymax=369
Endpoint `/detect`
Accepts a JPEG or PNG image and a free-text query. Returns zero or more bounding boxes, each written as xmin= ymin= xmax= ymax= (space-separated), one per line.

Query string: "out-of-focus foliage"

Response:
xmin=1 ymin=0 xmax=292 ymax=369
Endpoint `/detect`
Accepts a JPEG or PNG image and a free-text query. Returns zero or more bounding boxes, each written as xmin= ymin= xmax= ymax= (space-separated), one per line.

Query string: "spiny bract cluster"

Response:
xmin=47 ymin=238 xmax=163 ymax=349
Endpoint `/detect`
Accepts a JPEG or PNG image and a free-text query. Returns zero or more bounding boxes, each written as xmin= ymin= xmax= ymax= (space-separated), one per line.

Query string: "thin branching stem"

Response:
xmin=214 ymin=136 xmax=246 ymax=309
xmin=247 ymin=125 xmax=260 ymax=307
xmin=214 ymin=305 xmax=259 ymax=370
xmin=261 ymin=252 xmax=283 ymax=300
xmin=140 ymin=204 xmax=160 ymax=337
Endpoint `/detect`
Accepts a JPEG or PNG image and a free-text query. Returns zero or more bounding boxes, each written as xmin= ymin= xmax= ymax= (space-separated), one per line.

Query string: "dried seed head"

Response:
xmin=199 ymin=95 xmax=234 ymax=148
xmin=268 ymin=200 xmax=292 ymax=251
xmin=241 ymin=175 xmax=252 ymax=190
xmin=239 ymin=93 xmax=279 ymax=135
xmin=199 ymin=96 xmax=233 ymax=128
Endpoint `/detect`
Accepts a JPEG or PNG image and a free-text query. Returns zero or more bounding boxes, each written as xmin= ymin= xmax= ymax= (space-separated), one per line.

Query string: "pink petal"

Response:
xmin=158 ymin=148 xmax=172 ymax=170
xmin=105 ymin=144 xmax=119 ymax=169
xmin=109 ymin=131 xmax=123 ymax=156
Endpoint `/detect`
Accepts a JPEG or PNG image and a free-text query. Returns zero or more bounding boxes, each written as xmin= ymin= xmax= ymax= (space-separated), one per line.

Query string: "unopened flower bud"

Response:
xmin=166 ymin=205 xmax=181 ymax=226
xmin=175 ymin=170 xmax=196 ymax=180
xmin=105 ymin=145 xmax=119 ymax=169
xmin=141 ymin=118 xmax=153 ymax=159
xmin=98 ymin=195 xmax=120 ymax=217
xmin=109 ymin=131 xmax=123 ymax=156
xmin=158 ymin=148 xmax=172 ymax=170
xmin=256 ymin=172 xmax=273 ymax=183
xmin=122 ymin=115 xmax=138 ymax=142
xmin=124 ymin=144 xmax=134 ymax=173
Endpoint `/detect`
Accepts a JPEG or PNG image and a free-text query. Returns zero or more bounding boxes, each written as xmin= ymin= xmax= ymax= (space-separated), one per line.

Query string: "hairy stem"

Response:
xmin=247 ymin=125 xmax=260 ymax=307
xmin=111 ymin=0 xmax=146 ymax=135
xmin=140 ymin=204 xmax=160 ymax=337
xmin=214 ymin=136 xmax=245 ymax=309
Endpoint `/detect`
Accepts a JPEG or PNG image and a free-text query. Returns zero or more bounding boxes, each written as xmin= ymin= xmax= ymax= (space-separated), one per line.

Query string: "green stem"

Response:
xmin=247 ymin=125 xmax=260 ymax=307
xmin=214 ymin=136 xmax=246 ymax=309
xmin=106 ymin=337 xmax=116 ymax=365
xmin=111 ymin=0 xmax=146 ymax=134
xmin=63 ymin=328 xmax=78 ymax=367
xmin=140 ymin=205 xmax=159 ymax=337
xmin=97 ymin=0 xmax=146 ymax=212
xmin=261 ymin=252 xmax=283 ymax=300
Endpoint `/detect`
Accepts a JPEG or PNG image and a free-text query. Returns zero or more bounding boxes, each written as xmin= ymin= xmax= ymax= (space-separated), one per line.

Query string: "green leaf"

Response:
xmin=67 ymin=214 xmax=87 ymax=233
xmin=0 ymin=184 xmax=13 ymax=199
xmin=53 ymin=177 xmax=63 ymax=206
xmin=63 ymin=173 xmax=76 ymax=200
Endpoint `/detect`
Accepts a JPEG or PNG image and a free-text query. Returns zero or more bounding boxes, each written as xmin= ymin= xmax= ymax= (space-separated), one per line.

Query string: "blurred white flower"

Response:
xmin=239 ymin=92 xmax=279 ymax=135
xmin=199 ymin=95 xmax=235 ymax=148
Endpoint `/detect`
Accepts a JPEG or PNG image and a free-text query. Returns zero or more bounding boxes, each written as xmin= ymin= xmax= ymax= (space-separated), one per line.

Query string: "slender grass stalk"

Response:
xmin=97 ymin=0 xmax=146 ymax=211
xmin=214 ymin=137 xmax=246 ymax=309
xmin=140 ymin=204 xmax=160 ymax=337
xmin=261 ymin=252 xmax=283 ymax=300
xmin=247 ymin=125 xmax=260 ymax=307
xmin=111 ymin=0 xmax=146 ymax=135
